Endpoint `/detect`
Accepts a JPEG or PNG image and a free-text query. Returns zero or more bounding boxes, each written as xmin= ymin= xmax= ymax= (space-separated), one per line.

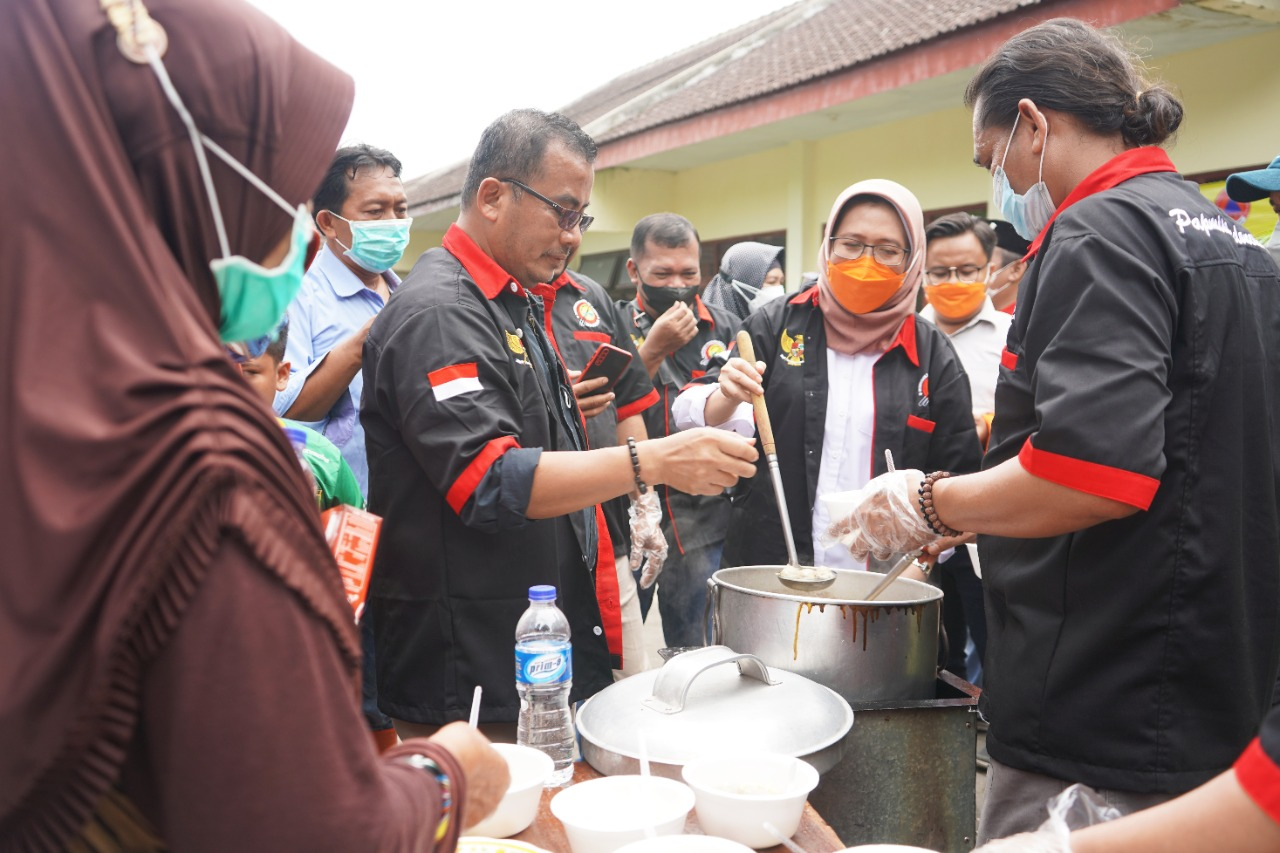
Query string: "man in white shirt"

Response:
xmin=920 ymin=214 xmax=1012 ymax=447
xmin=919 ymin=212 xmax=1011 ymax=686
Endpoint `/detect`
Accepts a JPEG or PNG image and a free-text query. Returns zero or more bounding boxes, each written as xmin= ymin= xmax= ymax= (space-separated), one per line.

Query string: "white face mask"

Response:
xmin=749 ymin=284 xmax=785 ymax=311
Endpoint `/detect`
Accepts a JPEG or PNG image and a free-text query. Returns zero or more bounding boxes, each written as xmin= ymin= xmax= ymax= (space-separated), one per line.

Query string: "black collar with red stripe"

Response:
xmin=1023 ymin=146 xmax=1178 ymax=261
xmin=441 ymin=223 xmax=526 ymax=300
xmin=787 ymin=284 xmax=919 ymax=366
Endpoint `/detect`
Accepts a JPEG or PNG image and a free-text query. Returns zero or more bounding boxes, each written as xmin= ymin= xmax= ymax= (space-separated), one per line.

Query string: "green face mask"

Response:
xmin=211 ymin=205 xmax=310 ymax=342
xmin=145 ymin=44 xmax=312 ymax=343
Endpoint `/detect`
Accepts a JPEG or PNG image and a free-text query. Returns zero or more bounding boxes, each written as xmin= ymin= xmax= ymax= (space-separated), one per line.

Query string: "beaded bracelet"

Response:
xmin=400 ymin=754 xmax=453 ymax=843
xmin=918 ymin=471 xmax=961 ymax=538
xmin=627 ymin=436 xmax=648 ymax=494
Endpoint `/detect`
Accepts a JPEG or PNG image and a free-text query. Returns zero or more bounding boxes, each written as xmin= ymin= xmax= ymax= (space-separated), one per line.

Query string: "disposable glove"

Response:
xmin=628 ymin=490 xmax=668 ymax=588
xmin=974 ymin=783 xmax=1120 ymax=852
xmin=830 ymin=469 xmax=939 ymax=562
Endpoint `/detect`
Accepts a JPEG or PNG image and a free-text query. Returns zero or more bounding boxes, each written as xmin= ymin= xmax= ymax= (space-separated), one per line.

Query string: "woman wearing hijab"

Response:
xmin=673 ymin=180 xmax=982 ymax=572
xmin=0 ymin=0 xmax=503 ymax=849
xmin=702 ymin=241 xmax=787 ymax=320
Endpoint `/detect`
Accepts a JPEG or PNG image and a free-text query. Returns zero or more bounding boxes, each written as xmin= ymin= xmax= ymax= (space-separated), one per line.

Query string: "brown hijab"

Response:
xmin=0 ymin=0 xmax=355 ymax=845
xmin=816 ymin=179 xmax=926 ymax=355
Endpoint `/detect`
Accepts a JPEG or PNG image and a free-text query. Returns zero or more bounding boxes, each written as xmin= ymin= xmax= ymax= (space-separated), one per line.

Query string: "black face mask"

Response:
xmin=640 ymin=281 xmax=699 ymax=315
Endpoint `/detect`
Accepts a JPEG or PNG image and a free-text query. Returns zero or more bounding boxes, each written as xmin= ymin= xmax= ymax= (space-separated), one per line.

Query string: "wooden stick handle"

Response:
xmin=735 ymin=331 xmax=776 ymax=456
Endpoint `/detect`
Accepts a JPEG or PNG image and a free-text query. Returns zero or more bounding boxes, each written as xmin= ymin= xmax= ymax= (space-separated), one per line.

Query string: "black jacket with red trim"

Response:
xmin=705 ymin=287 xmax=980 ymax=569
xmin=534 ymin=272 xmax=657 ymax=556
xmin=981 ymin=168 xmax=1280 ymax=793
xmin=361 ymin=226 xmax=614 ymax=725
xmin=619 ymin=296 xmax=743 ymax=553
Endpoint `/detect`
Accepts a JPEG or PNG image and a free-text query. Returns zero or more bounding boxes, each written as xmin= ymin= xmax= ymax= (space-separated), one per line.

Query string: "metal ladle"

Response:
xmin=735 ymin=331 xmax=836 ymax=592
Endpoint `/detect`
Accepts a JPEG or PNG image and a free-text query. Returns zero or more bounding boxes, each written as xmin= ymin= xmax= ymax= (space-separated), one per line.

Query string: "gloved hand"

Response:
xmin=628 ymin=490 xmax=668 ymax=588
xmin=829 ymin=469 xmax=940 ymax=562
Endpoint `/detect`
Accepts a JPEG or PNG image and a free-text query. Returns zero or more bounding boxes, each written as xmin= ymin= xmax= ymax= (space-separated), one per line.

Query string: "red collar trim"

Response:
xmin=1025 ymin=147 xmax=1177 ymax=260
xmin=884 ymin=316 xmax=919 ymax=367
xmin=789 ymin=285 xmax=820 ymax=305
xmin=552 ymin=271 xmax=587 ymax=293
xmin=694 ymin=295 xmax=714 ymax=327
xmin=442 ymin=224 xmax=524 ymax=300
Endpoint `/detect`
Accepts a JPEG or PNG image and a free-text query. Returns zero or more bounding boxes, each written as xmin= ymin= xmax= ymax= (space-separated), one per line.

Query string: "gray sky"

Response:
xmin=246 ymin=0 xmax=798 ymax=181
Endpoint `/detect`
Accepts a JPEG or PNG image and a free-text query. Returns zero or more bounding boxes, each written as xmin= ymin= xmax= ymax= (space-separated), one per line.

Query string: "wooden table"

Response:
xmin=511 ymin=762 xmax=845 ymax=852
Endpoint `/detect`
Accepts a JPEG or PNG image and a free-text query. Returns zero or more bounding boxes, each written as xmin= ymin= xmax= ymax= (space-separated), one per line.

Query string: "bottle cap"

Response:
xmin=528 ymin=585 xmax=557 ymax=602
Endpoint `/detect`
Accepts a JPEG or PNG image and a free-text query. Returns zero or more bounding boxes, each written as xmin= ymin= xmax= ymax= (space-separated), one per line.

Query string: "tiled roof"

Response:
xmin=407 ymin=0 xmax=1044 ymax=213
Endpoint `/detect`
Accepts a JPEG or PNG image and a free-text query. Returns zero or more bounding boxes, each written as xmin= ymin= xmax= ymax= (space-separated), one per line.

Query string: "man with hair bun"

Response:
xmin=836 ymin=17 xmax=1280 ymax=841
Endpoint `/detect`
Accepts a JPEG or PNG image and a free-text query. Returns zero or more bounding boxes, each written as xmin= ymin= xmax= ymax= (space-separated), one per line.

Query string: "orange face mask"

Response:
xmin=825 ymin=256 xmax=906 ymax=315
xmin=923 ymin=281 xmax=987 ymax=321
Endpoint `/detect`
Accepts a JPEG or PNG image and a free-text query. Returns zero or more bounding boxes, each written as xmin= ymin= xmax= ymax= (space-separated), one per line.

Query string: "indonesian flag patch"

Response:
xmin=428 ymin=362 xmax=483 ymax=402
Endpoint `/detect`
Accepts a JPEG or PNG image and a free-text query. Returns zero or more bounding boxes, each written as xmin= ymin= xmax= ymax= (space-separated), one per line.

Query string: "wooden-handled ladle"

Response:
xmin=735 ymin=331 xmax=836 ymax=592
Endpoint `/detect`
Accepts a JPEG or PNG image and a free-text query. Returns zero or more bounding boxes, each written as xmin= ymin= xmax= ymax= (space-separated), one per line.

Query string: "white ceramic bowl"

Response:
xmin=464 ymin=743 xmax=554 ymax=838
xmin=550 ymin=775 xmax=695 ymax=853
xmin=616 ymin=837 xmax=753 ymax=852
xmin=681 ymin=753 xmax=820 ymax=849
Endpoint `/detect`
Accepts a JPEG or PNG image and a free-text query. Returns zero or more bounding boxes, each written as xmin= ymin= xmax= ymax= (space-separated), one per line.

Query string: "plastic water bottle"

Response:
xmin=515 ymin=584 xmax=575 ymax=786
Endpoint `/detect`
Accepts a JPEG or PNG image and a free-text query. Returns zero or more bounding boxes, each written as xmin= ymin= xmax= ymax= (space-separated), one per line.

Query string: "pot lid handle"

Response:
xmin=641 ymin=645 xmax=779 ymax=714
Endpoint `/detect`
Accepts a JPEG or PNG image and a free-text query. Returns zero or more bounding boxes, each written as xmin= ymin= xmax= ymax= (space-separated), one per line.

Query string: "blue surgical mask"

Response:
xmin=991 ymin=114 xmax=1056 ymax=242
xmin=328 ymin=212 xmax=413 ymax=273
xmin=145 ymin=44 xmax=311 ymax=344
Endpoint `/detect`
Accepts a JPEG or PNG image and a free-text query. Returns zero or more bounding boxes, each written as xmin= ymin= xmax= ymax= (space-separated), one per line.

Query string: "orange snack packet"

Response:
xmin=321 ymin=504 xmax=382 ymax=622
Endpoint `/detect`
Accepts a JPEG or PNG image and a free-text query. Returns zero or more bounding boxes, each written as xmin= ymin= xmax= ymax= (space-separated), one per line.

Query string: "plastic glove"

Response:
xmin=974 ymin=783 xmax=1119 ymax=851
xmin=841 ymin=469 xmax=939 ymax=562
xmin=628 ymin=490 xmax=668 ymax=588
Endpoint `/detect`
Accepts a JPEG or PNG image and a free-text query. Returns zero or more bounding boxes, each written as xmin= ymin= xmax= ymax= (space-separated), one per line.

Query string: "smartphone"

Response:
xmin=578 ymin=342 xmax=633 ymax=393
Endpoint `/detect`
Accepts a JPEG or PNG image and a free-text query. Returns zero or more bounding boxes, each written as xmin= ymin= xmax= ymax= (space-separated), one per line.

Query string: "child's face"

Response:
xmin=238 ymin=354 xmax=289 ymax=406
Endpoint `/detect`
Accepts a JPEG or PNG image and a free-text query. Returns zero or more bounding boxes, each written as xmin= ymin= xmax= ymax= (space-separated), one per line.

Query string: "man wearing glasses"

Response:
xmin=920 ymin=213 xmax=1013 ymax=448
xmin=360 ymin=110 xmax=759 ymax=739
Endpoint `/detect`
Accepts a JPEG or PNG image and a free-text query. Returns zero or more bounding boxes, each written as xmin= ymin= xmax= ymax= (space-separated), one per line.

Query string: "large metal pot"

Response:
xmin=708 ymin=566 xmax=941 ymax=705
xmin=577 ymin=645 xmax=853 ymax=779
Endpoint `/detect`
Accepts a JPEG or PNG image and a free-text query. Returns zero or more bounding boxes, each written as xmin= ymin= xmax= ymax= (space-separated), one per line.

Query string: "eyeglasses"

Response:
xmin=500 ymin=178 xmax=594 ymax=233
xmin=924 ymin=265 xmax=989 ymax=285
xmin=829 ymin=237 xmax=906 ymax=267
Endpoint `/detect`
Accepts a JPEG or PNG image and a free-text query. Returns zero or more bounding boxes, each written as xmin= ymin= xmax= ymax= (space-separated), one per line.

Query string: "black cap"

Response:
xmin=988 ymin=219 xmax=1030 ymax=256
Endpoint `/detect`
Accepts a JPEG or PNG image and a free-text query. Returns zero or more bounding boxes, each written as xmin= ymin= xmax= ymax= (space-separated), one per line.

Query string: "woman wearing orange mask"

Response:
xmin=673 ymin=180 xmax=983 ymax=576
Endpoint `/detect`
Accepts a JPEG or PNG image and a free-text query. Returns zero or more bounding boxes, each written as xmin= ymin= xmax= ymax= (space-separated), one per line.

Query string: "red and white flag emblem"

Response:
xmin=428 ymin=363 xmax=483 ymax=402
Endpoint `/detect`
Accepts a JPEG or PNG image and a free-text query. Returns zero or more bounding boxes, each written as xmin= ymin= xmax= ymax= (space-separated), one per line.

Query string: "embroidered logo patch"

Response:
xmin=917 ymin=373 xmax=930 ymax=407
xmin=780 ymin=329 xmax=805 ymax=366
xmin=700 ymin=340 xmax=726 ymax=365
xmin=574 ymin=299 xmax=601 ymax=327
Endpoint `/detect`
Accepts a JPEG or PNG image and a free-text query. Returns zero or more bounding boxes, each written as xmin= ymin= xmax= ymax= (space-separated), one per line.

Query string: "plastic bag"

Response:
xmin=975 ymin=783 xmax=1122 ymax=851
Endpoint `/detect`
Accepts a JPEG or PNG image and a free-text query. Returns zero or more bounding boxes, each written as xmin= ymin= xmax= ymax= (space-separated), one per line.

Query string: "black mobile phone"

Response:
xmin=578 ymin=343 xmax=633 ymax=393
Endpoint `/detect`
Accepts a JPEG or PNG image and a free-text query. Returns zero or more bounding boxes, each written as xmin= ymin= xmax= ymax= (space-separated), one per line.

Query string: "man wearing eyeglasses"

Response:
xmin=616 ymin=212 xmax=744 ymax=648
xmin=360 ymin=110 xmax=759 ymax=738
xmin=920 ymin=213 xmax=1013 ymax=449
xmin=918 ymin=212 xmax=1010 ymax=692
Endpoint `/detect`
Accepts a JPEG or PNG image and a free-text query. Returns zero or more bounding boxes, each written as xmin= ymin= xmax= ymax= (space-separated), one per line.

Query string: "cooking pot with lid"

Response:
xmin=576 ymin=645 xmax=853 ymax=779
